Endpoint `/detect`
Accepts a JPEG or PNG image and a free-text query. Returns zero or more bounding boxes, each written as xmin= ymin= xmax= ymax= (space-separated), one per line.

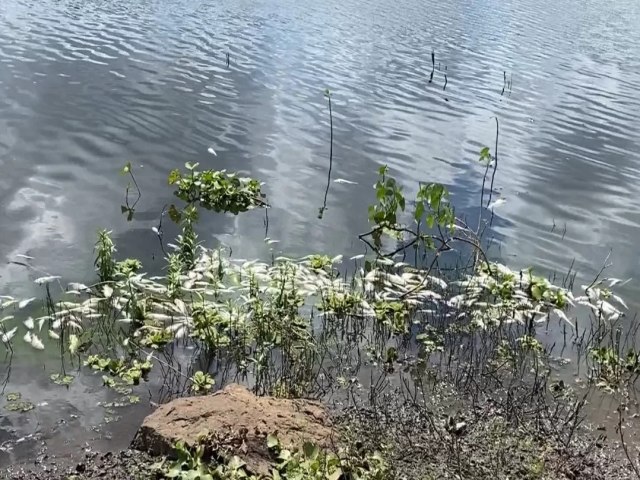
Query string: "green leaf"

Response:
xmin=531 ymin=284 xmax=543 ymax=301
xmin=426 ymin=214 xmax=435 ymax=229
xmin=479 ymin=147 xmax=492 ymax=164
xmin=327 ymin=468 xmax=343 ymax=480
xmin=267 ymin=434 xmax=280 ymax=449
xmin=168 ymin=204 xmax=182 ymax=224
xmin=166 ymin=465 xmax=183 ymax=478
xmin=119 ymin=162 xmax=131 ymax=175
xmin=228 ymin=456 xmax=245 ymax=470
xmin=397 ymin=192 xmax=405 ymax=211
xmin=415 ymin=202 xmax=424 ymax=222
xmin=303 ymin=442 xmax=319 ymax=460
xmin=167 ymin=169 xmax=181 ymax=185
xmin=279 ymin=449 xmax=292 ymax=461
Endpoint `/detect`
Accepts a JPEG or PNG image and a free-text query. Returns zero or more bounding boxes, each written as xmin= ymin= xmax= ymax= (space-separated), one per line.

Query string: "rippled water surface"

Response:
xmin=2 ymin=0 xmax=640 ymax=465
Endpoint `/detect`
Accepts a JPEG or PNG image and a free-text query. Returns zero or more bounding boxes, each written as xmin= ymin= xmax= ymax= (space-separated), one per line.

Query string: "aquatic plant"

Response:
xmin=0 ymin=155 xmax=638 ymax=478
xmin=168 ymin=163 xmax=266 ymax=215
xmin=157 ymin=436 xmax=389 ymax=480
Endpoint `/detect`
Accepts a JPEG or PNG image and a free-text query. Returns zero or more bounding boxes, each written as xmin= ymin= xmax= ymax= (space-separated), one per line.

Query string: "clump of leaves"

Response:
xmin=191 ymin=371 xmax=215 ymax=394
xmin=591 ymin=347 xmax=640 ymax=392
xmin=415 ymin=182 xmax=455 ymax=232
xmin=141 ymin=328 xmax=173 ymax=349
xmin=95 ymin=229 xmax=116 ymax=282
xmin=192 ymin=307 xmax=232 ymax=349
xmin=176 ymin=205 xmax=200 ymax=270
xmin=5 ymin=397 xmax=35 ymax=413
xmin=374 ymin=300 xmax=409 ymax=335
xmin=367 ymin=166 xmax=405 ymax=248
xmin=319 ymin=291 xmax=362 ymax=317
xmin=6 ymin=392 xmax=21 ymax=402
xmin=308 ymin=254 xmax=332 ymax=271
xmin=158 ymin=435 xmax=389 ymax=480
xmin=450 ymin=262 xmax=574 ymax=329
xmin=116 ymin=258 xmax=143 ymax=276
xmin=50 ymin=373 xmax=75 ymax=386
xmin=267 ymin=435 xmax=389 ymax=480
xmin=86 ymin=355 xmax=152 ymax=385
xmin=159 ymin=440 xmax=214 ymax=480
xmin=364 ymin=165 xmax=455 ymax=253
xmin=168 ymin=164 xmax=265 ymax=215
xmin=167 ymin=252 xmax=185 ymax=298
xmin=517 ymin=335 xmax=543 ymax=354
xmin=270 ymin=380 xmax=306 ymax=399
xmin=416 ymin=326 xmax=444 ymax=355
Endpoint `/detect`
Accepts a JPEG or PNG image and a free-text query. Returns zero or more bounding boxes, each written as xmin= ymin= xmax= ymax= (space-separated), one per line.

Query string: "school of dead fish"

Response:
xmin=0 ymin=248 xmax=629 ymax=354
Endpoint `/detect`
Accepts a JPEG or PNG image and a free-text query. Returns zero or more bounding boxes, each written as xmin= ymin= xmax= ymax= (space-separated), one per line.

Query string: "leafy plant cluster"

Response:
xmin=364 ymin=165 xmax=455 ymax=253
xmin=449 ymin=262 xmax=574 ymax=331
xmin=2 ymin=153 xmax=639 ymax=478
xmin=591 ymin=347 xmax=640 ymax=392
xmin=158 ymin=436 xmax=388 ymax=480
xmin=85 ymin=354 xmax=152 ymax=386
xmin=0 ymin=162 xmax=630 ymax=404
xmin=169 ymin=163 xmax=265 ymax=215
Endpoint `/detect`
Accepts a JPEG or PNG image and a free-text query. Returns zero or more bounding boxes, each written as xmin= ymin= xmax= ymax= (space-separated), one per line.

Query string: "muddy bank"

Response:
xmin=6 ymin=449 xmax=158 ymax=480
xmin=5 ymin=384 xmax=638 ymax=479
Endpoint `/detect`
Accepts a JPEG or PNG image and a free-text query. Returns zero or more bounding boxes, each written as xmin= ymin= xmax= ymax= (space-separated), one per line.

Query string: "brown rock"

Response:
xmin=131 ymin=384 xmax=336 ymax=475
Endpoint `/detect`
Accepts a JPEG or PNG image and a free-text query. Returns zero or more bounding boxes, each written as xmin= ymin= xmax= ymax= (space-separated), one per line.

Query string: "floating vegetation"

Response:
xmin=6 ymin=392 xmax=21 ymax=402
xmin=5 ymin=400 xmax=35 ymax=413
xmin=102 ymin=395 xmax=139 ymax=409
xmin=0 ymin=156 xmax=638 ymax=477
xmin=168 ymin=164 xmax=266 ymax=214
xmin=50 ymin=373 xmax=75 ymax=386
xmin=86 ymin=355 xmax=152 ymax=385
xmin=104 ymin=412 xmax=122 ymax=424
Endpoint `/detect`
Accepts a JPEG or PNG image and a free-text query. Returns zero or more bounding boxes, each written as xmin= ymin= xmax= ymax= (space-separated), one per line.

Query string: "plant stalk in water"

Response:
xmin=318 ymin=88 xmax=334 ymax=219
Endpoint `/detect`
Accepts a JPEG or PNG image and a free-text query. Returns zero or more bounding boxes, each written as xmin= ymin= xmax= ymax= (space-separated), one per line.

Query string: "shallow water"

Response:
xmin=1 ymin=0 xmax=640 ymax=465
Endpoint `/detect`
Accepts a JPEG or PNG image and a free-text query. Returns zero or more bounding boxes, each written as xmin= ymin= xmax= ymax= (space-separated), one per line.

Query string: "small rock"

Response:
xmin=132 ymin=384 xmax=335 ymax=476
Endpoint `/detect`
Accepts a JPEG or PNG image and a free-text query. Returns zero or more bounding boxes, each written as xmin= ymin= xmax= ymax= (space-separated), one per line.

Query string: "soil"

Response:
xmin=4 ymin=384 xmax=337 ymax=479
xmin=4 ymin=385 xmax=637 ymax=480
xmin=4 ymin=449 xmax=159 ymax=480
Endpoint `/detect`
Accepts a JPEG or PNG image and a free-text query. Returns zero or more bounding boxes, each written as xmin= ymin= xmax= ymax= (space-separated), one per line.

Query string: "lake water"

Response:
xmin=2 ymin=0 xmax=640 ymax=466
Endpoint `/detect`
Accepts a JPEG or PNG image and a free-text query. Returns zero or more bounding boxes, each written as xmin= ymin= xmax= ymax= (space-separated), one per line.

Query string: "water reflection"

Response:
xmin=1 ymin=0 xmax=640 ymax=464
